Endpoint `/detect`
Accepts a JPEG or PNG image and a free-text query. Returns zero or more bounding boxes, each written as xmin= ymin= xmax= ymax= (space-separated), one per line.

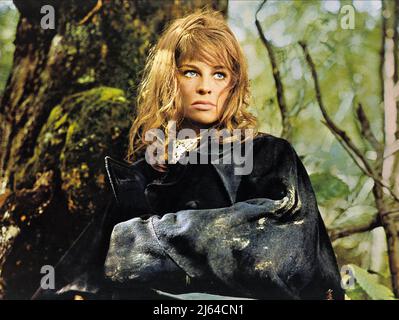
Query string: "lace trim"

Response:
xmin=170 ymin=138 xmax=200 ymax=163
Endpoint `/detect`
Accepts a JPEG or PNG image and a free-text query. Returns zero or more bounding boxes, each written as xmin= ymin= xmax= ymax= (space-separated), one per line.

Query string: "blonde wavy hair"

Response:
xmin=126 ymin=8 xmax=259 ymax=163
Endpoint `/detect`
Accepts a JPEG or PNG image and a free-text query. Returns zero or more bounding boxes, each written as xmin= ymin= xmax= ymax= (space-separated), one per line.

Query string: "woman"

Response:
xmin=33 ymin=9 xmax=344 ymax=300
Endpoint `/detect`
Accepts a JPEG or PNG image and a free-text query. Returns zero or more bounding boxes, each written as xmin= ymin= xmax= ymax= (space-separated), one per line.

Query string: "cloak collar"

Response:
xmin=105 ymin=136 xmax=252 ymax=209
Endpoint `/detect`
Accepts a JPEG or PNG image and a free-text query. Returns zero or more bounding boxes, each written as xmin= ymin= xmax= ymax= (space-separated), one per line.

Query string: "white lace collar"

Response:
xmin=170 ymin=137 xmax=200 ymax=163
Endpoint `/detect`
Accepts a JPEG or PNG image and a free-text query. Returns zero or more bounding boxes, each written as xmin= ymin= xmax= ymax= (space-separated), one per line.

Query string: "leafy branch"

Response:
xmin=299 ymin=41 xmax=399 ymax=204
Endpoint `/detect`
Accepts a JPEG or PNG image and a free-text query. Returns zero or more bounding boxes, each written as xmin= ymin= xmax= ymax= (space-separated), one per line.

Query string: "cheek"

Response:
xmin=217 ymin=87 xmax=231 ymax=106
xmin=179 ymin=82 xmax=195 ymax=102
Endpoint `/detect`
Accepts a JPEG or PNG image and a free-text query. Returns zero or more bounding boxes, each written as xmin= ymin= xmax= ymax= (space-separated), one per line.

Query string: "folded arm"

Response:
xmin=104 ymin=140 xmax=344 ymax=299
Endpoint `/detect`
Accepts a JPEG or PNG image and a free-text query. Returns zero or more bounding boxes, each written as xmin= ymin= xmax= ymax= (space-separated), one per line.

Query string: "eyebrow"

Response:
xmin=213 ymin=65 xmax=227 ymax=70
xmin=179 ymin=64 xmax=228 ymax=71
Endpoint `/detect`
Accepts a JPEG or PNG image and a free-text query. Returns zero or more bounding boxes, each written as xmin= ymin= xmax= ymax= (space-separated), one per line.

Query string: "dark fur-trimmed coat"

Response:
xmin=32 ymin=133 xmax=344 ymax=300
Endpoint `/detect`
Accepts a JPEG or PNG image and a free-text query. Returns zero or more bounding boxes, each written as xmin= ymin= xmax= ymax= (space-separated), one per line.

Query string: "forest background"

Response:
xmin=0 ymin=0 xmax=398 ymax=300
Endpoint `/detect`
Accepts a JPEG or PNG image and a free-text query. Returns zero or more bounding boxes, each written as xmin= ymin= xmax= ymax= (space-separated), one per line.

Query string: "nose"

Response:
xmin=196 ymin=76 xmax=212 ymax=95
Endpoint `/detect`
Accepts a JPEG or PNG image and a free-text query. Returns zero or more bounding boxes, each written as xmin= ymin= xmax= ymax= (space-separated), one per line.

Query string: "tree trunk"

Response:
xmin=0 ymin=0 xmax=228 ymax=299
xmin=380 ymin=0 xmax=399 ymax=298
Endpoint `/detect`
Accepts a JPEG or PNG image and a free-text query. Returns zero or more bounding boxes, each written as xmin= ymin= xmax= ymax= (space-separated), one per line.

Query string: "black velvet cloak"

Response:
xmin=32 ymin=133 xmax=344 ymax=300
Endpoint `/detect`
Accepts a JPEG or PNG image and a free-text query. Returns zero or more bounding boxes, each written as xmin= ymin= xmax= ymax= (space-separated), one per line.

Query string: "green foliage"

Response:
xmin=309 ymin=172 xmax=350 ymax=205
xmin=0 ymin=3 xmax=19 ymax=95
xmin=330 ymin=205 xmax=377 ymax=229
xmin=345 ymin=264 xmax=396 ymax=300
xmin=228 ymin=1 xmax=391 ymax=297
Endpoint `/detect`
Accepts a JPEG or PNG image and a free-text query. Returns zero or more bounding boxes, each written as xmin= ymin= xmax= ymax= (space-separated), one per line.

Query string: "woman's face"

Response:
xmin=177 ymin=59 xmax=231 ymax=130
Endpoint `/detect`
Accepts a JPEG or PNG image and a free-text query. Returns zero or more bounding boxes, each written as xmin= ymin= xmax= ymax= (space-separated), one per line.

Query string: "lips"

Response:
xmin=191 ymin=101 xmax=216 ymax=111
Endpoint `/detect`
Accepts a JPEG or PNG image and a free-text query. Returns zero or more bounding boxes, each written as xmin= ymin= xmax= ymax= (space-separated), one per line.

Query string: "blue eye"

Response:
xmin=214 ymin=72 xmax=226 ymax=80
xmin=184 ymin=70 xmax=198 ymax=78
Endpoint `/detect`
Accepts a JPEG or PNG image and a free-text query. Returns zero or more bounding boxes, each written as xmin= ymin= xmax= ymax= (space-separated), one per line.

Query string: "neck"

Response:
xmin=180 ymin=119 xmax=217 ymax=135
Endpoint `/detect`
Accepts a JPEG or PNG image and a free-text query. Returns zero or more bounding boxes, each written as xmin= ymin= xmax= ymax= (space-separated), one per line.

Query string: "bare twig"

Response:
xmin=255 ymin=0 xmax=291 ymax=139
xmin=376 ymin=180 xmax=399 ymax=202
xmin=329 ymin=217 xmax=381 ymax=241
xmin=324 ymin=121 xmax=397 ymax=200
xmin=354 ymin=101 xmax=384 ymax=174
xmin=324 ymin=121 xmax=372 ymax=176
xmin=355 ymin=103 xmax=382 ymax=153
xmin=300 ymin=41 xmax=374 ymax=175
xmin=79 ymin=0 xmax=103 ymax=25
xmin=384 ymin=139 xmax=399 ymax=159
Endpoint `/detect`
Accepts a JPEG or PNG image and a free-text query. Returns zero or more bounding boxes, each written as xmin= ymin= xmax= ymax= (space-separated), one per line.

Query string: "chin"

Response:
xmin=190 ymin=117 xmax=218 ymax=126
xmin=188 ymin=113 xmax=219 ymax=125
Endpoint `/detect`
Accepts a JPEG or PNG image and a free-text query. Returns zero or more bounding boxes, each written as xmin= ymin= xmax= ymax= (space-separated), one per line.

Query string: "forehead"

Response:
xmin=178 ymin=60 xmax=228 ymax=70
xmin=176 ymin=40 xmax=233 ymax=71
